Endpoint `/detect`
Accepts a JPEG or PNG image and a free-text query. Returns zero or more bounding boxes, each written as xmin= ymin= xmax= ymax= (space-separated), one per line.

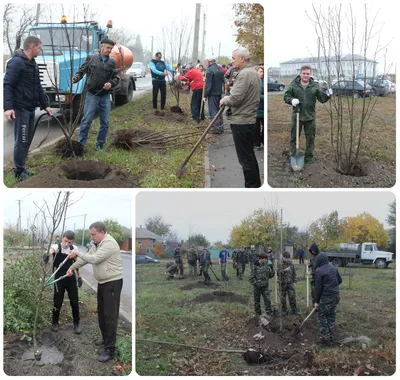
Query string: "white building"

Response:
xmin=280 ymin=54 xmax=377 ymax=79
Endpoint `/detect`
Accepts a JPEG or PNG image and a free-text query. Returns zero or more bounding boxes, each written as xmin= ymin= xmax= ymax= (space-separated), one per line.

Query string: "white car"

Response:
xmin=127 ymin=62 xmax=146 ymax=78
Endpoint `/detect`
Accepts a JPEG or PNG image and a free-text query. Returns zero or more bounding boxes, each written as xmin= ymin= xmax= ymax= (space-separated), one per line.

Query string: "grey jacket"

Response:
xmin=223 ymin=64 xmax=261 ymax=124
xmin=70 ymin=233 xmax=123 ymax=284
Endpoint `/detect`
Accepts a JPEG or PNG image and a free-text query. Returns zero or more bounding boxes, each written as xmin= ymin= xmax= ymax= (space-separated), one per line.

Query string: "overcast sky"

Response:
xmin=136 ymin=191 xmax=394 ymax=243
xmin=266 ymin=2 xmax=396 ymax=74
xmin=3 ymin=191 xmax=132 ymax=232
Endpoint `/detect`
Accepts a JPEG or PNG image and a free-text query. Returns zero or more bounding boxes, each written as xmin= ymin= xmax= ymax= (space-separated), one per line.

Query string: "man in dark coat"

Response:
xmin=4 ymin=36 xmax=53 ymax=181
xmin=307 ymin=242 xmax=320 ymax=304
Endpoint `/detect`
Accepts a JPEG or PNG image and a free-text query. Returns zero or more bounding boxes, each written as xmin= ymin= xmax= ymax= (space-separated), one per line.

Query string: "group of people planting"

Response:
xmin=165 ymin=242 xmax=342 ymax=346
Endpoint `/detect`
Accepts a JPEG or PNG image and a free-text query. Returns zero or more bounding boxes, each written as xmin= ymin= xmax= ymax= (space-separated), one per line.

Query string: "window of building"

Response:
xmin=138 ymin=241 xmax=142 ymax=249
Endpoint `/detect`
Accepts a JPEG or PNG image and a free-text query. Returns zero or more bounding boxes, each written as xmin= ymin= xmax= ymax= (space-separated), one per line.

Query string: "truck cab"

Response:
xmin=359 ymin=242 xmax=393 ymax=268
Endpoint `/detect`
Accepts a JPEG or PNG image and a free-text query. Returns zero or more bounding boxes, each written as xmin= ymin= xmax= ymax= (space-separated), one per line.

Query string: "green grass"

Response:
xmin=4 ymin=91 xmax=205 ymax=188
xmin=136 ymin=260 xmax=396 ymax=375
xmin=116 ymin=334 xmax=133 ymax=375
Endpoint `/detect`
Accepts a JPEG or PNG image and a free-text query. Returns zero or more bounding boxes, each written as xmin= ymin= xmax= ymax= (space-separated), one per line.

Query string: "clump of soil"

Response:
xmin=171 ymin=106 xmax=184 ymax=114
xmin=181 ymin=281 xmax=221 ymax=290
xmin=15 ymin=160 xmax=139 ymax=188
xmin=192 ymin=291 xmax=248 ymax=304
xmin=55 ymin=139 xmax=84 ymax=158
xmin=111 ymin=128 xmax=165 ymax=150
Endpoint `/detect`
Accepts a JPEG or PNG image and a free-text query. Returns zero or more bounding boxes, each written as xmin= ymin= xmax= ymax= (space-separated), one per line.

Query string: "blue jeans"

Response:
xmin=208 ymin=95 xmax=223 ymax=131
xmin=13 ymin=108 xmax=36 ymax=174
xmin=78 ymin=92 xmax=111 ymax=146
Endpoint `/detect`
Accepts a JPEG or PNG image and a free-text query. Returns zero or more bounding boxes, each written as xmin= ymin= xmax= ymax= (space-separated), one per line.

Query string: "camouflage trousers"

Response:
xmin=280 ymin=282 xmax=297 ymax=313
xmin=318 ymin=293 xmax=340 ymax=342
xmin=237 ymin=263 xmax=246 ymax=280
xmin=166 ymin=264 xmax=178 ymax=280
xmin=188 ymin=261 xmax=197 ymax=277
xmin=202 ymin=265 xmax=211 ymax=281
xmin=175 ymin=258 xmax=184 ymax=275
xmin=253 ymin=285 xmax=272 ymax=315
xmin=291 ymin=117 xmax=316 ymax=160
xmin=249 ymin=262 xmax=255 ymax=275
xmin=220 ymin=262 xmax=228 ymax=280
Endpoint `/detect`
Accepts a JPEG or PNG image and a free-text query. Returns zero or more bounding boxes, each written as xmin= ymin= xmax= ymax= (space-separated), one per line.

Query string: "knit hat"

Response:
xmin=100 ymin=38 xmax=115 ymax=46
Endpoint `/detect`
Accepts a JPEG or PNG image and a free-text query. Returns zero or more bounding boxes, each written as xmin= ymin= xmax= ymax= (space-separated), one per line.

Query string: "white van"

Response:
xmin=127 ymin=62 xmax=146 ymax=78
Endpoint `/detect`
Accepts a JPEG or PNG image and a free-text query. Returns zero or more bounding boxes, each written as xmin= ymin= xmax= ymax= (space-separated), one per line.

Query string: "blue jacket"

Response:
xmin=314 ymin=253 xmax=342 ymax=303
xmin=219 ymin=250 xmax=230 ymax=263
xmin=4 ymin=49 xmax=49 ymax=112
xmin=149 ymin=59 xmax=173 ymax=81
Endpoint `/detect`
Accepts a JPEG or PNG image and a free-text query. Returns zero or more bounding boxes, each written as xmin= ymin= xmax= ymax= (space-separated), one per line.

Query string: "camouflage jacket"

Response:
xmin=278 ymin=261 xmax=296 ymax=284
xmin=249 ymin=249 xmax=258 ymax=264
xmin=232 ymin=250 xmax=238 ymax=262
xmin=165 ymin=261 xmax=178 ymax=274
xmin=237 ymin=250 xmax=248 ymax=264
xmin=199 ymin=251 xmax=212 ymax=267
xmin=249 ymin=261 xmax=275 ymax=287
xmin=174 ymin=247 xmax=182 ymax=260
xmin=188 ymin=248 xmax=197 ymax=262
xmin=309 ymin=254 xmax=319 ymax=282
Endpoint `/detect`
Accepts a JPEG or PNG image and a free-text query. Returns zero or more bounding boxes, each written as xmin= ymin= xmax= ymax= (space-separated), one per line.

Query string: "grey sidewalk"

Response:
xmin=206 ymin=124 xmax=264 ymax=188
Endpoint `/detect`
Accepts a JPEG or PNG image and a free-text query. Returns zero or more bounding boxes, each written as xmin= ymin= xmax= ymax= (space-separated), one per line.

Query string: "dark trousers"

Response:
xmin=191 ymin=89 xmax=205 ymax=122
xmin=231 ymin=124 xmax=261 ymax=188
xmin=291 ymin=117 xmax=316 ymax=160
xmin=98 ymin=279 xmax=123 ymax=352
xmin=318 ymin=294 xmax=340 ymax=342
xmin=52 ymin=274 xmax=80 ymax=324
xmin=208 ymin=95 xmax=223 ymax=131
xmin=299 ymin=256 xmax=304 ymax=264
xmin=254 ymin=117 xmax=264 ymax=147
xmin=13 ymin=108 xmax=36 ymax=175
xmin=152 ymin=81 xmax=167 ymax=110
xmin=175 ymin=258 xmax=184 ymax=275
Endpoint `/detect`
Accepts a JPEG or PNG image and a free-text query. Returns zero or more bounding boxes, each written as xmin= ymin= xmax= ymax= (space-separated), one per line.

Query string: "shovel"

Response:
xmin=177 ymin=106 xmax=225 ymax=178
xmin=290 ymin=108 xmax=304 ymax=171
xmin=290 ymin=307 xmax=316 ymax=336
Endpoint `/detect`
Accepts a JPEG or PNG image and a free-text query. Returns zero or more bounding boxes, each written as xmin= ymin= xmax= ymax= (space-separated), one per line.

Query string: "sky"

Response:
xmin=136 ymin=191 xmax=395 ymax=243
xmin=266 ymin=1 xmax=397 ymax=74
xmin=3 ymin=191 xmax=132 ymax=232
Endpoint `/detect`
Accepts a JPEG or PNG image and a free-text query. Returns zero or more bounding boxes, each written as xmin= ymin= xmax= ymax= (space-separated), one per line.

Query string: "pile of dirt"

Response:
xmin=15 ymin=160 xmax=139 ymax=188
xmin=181 ymin=282 xmax=221 ymax=290
xmin=192 ymin=291 xmax=248 ymax=304
xmin=170 ymin=106 xmax=184 ymax=114
xmin=55 ymin=139 xmax=84 ymax=158
xmin=143 ymin=110 xmax=186 ymax=124
xmin=111 ymin=128 xmax=164 ymax=150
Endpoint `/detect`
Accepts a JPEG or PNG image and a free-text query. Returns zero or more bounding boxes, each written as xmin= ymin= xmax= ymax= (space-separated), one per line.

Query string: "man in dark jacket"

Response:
xmin=314 ymin=253 xmax=342 ymax=344
xmin=149 ymin=52 xmax=174 ymax=115
xmin=297 ymin=247 xmax=305 ymax=264
xmin=283 ymin=65 xmax=331 ymax=164
xmin=200 ymin=248 xmax=212 ymax=284
xmin=307 ymin=242 xmax=320 ymax=304
xmin=204 ymin=56 xmax=225 ymax=134
xmin=174 ymin=244 xmax=184 ymax=276
xmin=4 ymin=36 xmax=53 ymax=181
xmin=236 ymin=246 xmax=249 ymax=280
xmin=72 ymin=38 xmax=120 ymax=151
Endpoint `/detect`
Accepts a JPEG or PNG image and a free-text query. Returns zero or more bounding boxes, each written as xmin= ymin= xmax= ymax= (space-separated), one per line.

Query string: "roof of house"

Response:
xmin=122 ymin=226 xmax=132 ymax=237
xmin=135 ymin=227 xmax=163 ymax=240
xmin=281 ymin=54 xmax=377 ymax=65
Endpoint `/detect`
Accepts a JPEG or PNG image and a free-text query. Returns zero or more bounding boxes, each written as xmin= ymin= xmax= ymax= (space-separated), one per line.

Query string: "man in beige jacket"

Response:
xmin=220 ymin=47 xmax=262 ymax=188
xmin=67 ymin=221 xmax=123 ymax=362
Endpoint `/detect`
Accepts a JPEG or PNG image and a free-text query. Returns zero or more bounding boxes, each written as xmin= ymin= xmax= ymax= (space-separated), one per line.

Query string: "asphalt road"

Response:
xmin=78 ymin=252 xmax=132 ymax=323
xmin=3 ymin=76 xmax=153 ymax=162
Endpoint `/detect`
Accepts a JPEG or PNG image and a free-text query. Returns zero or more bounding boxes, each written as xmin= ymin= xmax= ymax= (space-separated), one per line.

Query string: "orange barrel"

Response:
xmin=110 ymin=45 xmax=134 ymax=70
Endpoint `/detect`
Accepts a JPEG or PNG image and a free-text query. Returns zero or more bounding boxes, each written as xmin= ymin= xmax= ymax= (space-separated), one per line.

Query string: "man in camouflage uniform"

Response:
xmin=199 ymin=248 xmax=212 ymax=284
xmin=165 ymin=261 xmax=178 ymax=280
xmin=278 ymin=251 xmax=300 ymax=316
xmin=249 ymin=245 xmax=258 ymax=274
xmin=236 ymin=246 xmax=248 ymax=280
xmin=307 ymin=243 xmax=320 ymax=304
xmin=174 ymin=244 xmax=184 ymax=276
xmin=232 ymin=248 xmax=239 ymax=278
xmin=249 ymin=252 xmax=275 ymax=315
xmin=187 ymin=244 xmax=198 ymax=277
xmin=315 ymin=253 xmax=342 ymax=345
xmin=218 ymin=245 xmax=230 ymax=281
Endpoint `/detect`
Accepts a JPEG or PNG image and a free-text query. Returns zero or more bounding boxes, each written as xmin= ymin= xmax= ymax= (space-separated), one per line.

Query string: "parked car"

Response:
xmin=127 ymin=62 xmax=146 ymax=78
xmin=136 ymin=255 xmax=160 ymax=264
xmin=310 ymin=76 xmax=328 ymax=86
xmin=386 ymin=80 xmax=396 ymax=93
xmin=267 ymin=76 xmax=285 ymax=92
xmin=364 ymin=77 xmax=390 ymax=96
xmin=331 ymin=80 xmax=373 ymax=98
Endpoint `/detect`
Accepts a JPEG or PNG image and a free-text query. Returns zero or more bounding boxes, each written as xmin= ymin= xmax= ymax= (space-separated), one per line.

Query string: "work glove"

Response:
xmin=291 ymin=98 xmax=300 ymax=107
xmin=77 ymin=277 xmax=83 ymax=288
xmin=71 ymin=76 xmax=78 ymax=83
xmin=203 ymin=97 xmax=207 ymax=103
xmin=325 ymin=88 xmax=333 ymax=96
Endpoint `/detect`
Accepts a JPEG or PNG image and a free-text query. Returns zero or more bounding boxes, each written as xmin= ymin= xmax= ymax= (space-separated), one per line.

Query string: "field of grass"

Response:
xmin=4 ymin=90 xmax=206 ymax=188
xmin=136 ymin=259 xmax=395 ymax=375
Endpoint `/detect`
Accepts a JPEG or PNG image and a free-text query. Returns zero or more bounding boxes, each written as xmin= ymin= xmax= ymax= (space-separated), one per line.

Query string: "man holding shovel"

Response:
xmin=283 ymin=65 xmax=332 ymax=165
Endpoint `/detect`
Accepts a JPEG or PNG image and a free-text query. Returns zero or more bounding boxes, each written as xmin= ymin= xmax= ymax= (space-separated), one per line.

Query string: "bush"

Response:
xmin=4 ymin=253 xmax=52 ymax=333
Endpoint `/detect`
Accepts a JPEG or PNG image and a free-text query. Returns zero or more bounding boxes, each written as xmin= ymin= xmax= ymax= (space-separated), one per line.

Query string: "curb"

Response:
xmin=81 ymin=277 xmax=132 ymax=324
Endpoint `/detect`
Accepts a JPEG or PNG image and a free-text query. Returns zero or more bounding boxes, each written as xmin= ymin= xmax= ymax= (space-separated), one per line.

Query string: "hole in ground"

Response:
xmin=64 ymin=167 xmax=112 ymax=181
xmin=337 ymin=161 xmax=368 ymax=177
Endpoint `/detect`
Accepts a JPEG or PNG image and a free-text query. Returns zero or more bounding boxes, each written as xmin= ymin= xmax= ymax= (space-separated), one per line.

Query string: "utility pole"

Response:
xmin=35 ymin=4 xmax=40 ymax=26
xmin=192 ymin=4 xmax=201 ymax=64
xmin=151 ymin=36 xmax=154 ymax=55
xmin=17 ymin=200 xmax=22 ymax=232
xmin=218 ymin=42 xmax=221 ymax=60
xmin=201 ymin=10 xmax=206 ymax=62
xmin=81 ymin=214 xmax=87 ymax=248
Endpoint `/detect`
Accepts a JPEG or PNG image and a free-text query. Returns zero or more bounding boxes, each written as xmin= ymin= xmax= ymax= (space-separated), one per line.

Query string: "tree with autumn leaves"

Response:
xmin=232 ymin=4 xmax=264 ymax=63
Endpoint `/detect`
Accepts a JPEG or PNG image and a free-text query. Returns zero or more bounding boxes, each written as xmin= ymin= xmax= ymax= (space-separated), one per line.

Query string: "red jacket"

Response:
xmin=178 ymin=68 xmax=204 ymax=91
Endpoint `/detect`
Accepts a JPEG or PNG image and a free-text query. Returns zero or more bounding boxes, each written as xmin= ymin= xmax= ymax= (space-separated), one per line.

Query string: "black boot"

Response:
xmin=97 ymin=349 xmax=116 ymax=362
xmin=95 ymin=339 xmax=105 ymax=346
xmin=73 ymin=323 xmax=82 ymax=335
xmin=51 ymin=322 xmax=59 ymax=332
